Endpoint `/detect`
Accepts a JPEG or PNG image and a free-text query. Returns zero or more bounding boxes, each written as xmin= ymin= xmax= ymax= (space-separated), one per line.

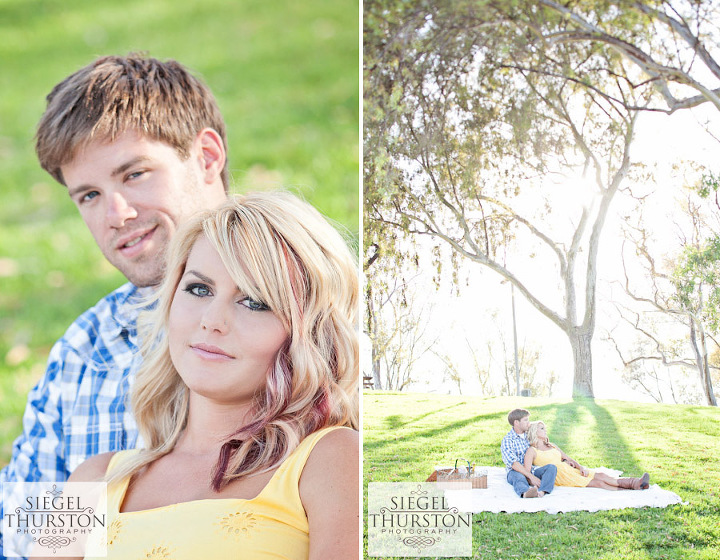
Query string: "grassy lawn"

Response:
xmin=0 ymin=0 xmax=358 ymax=466
xmin=363 ymin=393 xmax=720 ymax=559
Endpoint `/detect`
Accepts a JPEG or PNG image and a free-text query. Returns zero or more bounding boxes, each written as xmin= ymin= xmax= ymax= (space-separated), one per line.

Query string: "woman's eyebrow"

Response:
xmin=183 ymin=270 xmax=215 ymax=285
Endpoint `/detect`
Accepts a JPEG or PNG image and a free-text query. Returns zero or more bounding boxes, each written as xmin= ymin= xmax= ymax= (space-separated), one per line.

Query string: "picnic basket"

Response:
xmin=435 ymin=459 xmax=488 ymax=489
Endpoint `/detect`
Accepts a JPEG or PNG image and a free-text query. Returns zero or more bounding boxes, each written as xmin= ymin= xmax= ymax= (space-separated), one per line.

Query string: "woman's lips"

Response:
xmin=190 ymin=343 xmax=235 ymax=361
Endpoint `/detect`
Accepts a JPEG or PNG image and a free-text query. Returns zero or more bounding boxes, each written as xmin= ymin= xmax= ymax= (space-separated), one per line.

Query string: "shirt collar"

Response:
xmin=99 ymin=283 xmax=156 ymax=340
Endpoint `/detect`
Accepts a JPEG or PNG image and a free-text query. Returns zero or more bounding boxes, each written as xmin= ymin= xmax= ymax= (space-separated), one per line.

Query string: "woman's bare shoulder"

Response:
xmin=311 ymin=427 xmax=359 ymax=454
xmin=68 ymin=452 xmax=117 ymax=482
xmin=301 ymin=428 xmax=359 ymax=482
xmin=298 ymin=427 xmax=359 ymax=558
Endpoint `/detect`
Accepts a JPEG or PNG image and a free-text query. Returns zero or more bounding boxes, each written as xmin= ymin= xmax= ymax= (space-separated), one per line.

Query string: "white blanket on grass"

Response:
xmin=443 ymin=467 xmax=683 ymax=514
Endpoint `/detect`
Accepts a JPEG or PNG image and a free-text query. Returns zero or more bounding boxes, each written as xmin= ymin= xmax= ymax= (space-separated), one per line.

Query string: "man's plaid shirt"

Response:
xmin=501 ymin=428 xmax=537 ymax=474
xmin=0 ymin=282 xmax=149 ymax=554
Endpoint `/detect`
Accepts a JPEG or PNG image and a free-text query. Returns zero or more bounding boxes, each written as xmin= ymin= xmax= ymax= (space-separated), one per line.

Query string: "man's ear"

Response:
xmin=194 ymin=128 xmax=226 ymax=185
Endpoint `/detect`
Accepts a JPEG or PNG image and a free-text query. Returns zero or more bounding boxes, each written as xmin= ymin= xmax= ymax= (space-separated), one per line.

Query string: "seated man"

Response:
xmin=500 ymin=408 xmax=556 ymax=498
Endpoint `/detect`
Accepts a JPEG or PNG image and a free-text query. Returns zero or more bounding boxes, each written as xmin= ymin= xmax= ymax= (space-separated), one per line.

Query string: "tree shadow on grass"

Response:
xmin=367 ymin=398 xmax=646 ymax=475
xmin=529 ymin=400 xmax=582 ymax=452
xmin=581 ymin=399 xmax=644 ymax=475
xmin=365 ymin=410 xmax=508 ymax=454
xmin=384 ymin=415 xmax=403 ymax=430
xmin=382 ymin=402 xmax=469 ymax=431
xmin=534 ymin=399 xmax=644 ymax=475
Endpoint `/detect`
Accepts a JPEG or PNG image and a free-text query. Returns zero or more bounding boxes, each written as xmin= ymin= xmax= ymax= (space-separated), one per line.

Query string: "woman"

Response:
xmin=525 ymin=421 xmax=649 ymax=491
xmin=65 ymin=192 xmax=359 ymax=559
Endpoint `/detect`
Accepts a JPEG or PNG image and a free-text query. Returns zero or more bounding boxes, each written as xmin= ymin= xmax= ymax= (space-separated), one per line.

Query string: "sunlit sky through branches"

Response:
xmin=365 ymin=102 xmax=720 ymax=403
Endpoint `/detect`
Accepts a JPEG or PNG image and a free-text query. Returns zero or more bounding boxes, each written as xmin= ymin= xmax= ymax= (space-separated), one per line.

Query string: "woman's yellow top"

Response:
xmin=532 ymin=446 xmax=595 ymax=487
xmin=90 ymin=426 xmax=346 ymax=559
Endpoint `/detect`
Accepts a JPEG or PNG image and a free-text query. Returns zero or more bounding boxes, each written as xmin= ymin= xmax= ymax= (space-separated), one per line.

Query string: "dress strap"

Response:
xmin=104 ymin=449 xmax=141 ymax=514
xmin=283 ymin=426 xmax=350 ymax=472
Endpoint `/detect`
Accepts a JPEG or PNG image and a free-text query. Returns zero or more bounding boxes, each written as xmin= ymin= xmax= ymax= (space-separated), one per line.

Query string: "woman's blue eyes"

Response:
xmin=185 ymin=283 xmax=211 ymax=297
xmin=183 ymin=283 xmax=269 ymax=311
xmin=243 ymin=298 xmax=270 ymax=311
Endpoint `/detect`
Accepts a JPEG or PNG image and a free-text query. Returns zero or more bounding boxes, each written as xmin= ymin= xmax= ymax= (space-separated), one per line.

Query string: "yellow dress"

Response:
xmin=89 ymin=426 xmax=348 ymax=559
xmin=532 ymin=446 xmax=595 ymax=487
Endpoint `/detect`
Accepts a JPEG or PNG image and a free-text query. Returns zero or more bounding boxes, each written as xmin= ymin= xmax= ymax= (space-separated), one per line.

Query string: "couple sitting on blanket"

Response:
xmin=501 ymin=408 xmax=650 ymax=498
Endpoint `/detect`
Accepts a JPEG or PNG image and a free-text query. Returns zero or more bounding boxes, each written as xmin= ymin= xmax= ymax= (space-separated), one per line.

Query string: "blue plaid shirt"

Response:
xmin=501 ymin=428 xmax=536 ymax=474
xmin=0 ymin=282 xmax=149 ymax=556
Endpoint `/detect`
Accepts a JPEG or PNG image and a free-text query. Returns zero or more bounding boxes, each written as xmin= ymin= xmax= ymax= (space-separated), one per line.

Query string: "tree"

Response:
xmin=433 ymin=350 xmax=465 ymax=394
xmin=466 ymin=337 xmax=493 ymax=396
xmin=525 ymin=1 xmax=720 ymax=116
xmin=480 ymin=312 xmax=552 ymax=396
xmin=365 ymin=0 xmax=646 ymax=397
xmin=365 ymin=271 xmax=437 ymax=391
xmin=672 ymin=237 xmax=720 ymax=405
xmin=610 ymin=182 xmax=719 ymax=405
xmin=609 ymin=310 xmax=690 ymax=403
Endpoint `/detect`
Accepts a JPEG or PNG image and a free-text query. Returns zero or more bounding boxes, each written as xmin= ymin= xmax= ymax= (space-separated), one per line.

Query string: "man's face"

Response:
xmin=61 ymin=131 xmax=226 ymax=287
xmin=515 ymin=415 xmax=530 ymax=434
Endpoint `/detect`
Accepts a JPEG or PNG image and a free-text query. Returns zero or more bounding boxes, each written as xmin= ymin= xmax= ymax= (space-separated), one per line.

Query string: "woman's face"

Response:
xmin=536 ymin=423 xmax=547 ymax=441
xmin=168 ymin=235 xmax=288 ymax=406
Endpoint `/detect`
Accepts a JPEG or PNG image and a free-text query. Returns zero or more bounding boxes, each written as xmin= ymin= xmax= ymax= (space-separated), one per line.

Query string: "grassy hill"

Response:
xmin=363 ymin=392 xmax=720 ymax=560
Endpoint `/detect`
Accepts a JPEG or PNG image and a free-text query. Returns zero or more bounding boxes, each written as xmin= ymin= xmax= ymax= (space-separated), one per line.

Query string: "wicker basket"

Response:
xmin=435 ymin=459 xmax=488 ymax=489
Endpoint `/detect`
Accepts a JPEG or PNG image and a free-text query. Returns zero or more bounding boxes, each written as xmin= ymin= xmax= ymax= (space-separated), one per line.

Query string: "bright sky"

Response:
xmin=367 ymin=103 xmax=720 ymax=404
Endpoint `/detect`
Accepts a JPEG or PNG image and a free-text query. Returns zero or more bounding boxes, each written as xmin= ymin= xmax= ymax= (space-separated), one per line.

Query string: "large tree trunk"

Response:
xmin=700 ymin=361 xmax=716 ymax=407
xmin=372 ymin=346 xmax=383 ymax=390
xmin=690 ymin=320 xmax=717 ymax=406
xmin=366 ymin=291 xmax=383 ymax=390
xmin=569 ymin=329 xmax=594 ymax=398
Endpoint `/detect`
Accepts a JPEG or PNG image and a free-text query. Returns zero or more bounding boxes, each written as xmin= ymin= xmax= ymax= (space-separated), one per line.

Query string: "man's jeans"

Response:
xmin=506 ymin=464 xmax=557 ymax=497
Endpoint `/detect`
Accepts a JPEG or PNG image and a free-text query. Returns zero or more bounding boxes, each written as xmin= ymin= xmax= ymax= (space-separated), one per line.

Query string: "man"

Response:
xmin=500 ymin=408 xmax=557 ymax=498
xmin=0 ymin=54 xmax=228 ymax=554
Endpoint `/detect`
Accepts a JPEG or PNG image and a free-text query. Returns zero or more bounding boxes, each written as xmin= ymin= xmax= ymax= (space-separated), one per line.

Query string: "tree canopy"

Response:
xmin=364 ymin=0 xmax=720 ymax=401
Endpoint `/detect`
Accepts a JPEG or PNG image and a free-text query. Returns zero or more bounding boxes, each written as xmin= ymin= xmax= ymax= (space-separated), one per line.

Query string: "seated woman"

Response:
xmin=524 ymin=421 xmax=649 ymax=491
xmin=64 ymin=192 xmax=359 ymax=559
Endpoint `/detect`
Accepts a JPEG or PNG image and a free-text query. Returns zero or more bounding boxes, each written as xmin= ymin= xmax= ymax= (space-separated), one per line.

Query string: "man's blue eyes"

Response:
xmin=76 ymin=171 xmax=145 ymax=204
xmin=182 ymin=283 xmax=269 ymax=311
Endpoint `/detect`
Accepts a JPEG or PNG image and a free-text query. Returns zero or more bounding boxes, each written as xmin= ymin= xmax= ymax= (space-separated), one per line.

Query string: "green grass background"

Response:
xmin=364 ymin=393 xmax=720 ymax=559
xmin=0 ymin=0 xmax=359 ymax=465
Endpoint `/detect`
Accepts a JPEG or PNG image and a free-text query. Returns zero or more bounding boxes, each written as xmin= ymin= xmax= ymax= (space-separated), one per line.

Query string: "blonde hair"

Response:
xmin=110 ymin=192 xmax=358 ymax=490
xmin=526 ymin=421 xmax=555 ymax=449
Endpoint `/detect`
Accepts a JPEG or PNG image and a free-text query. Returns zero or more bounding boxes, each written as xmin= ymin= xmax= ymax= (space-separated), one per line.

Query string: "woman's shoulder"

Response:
xmin=300 ymin=428 xmax=358 ymax=481
xmin=68 ymin=451 xmax=117 ymax=482
xmin=297 ymin=427 xmax=358 ymax=521
xmin=310 ymin=426 xmax=359 ymax=450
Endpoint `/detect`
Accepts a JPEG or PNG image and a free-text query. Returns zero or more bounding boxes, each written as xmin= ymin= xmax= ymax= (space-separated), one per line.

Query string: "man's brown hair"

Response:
xmin=507 ymin=408 xmax=529 ymax=426
xmin=35 ymin=53 xmax=229 ymax=189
